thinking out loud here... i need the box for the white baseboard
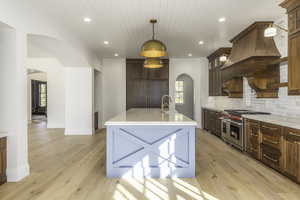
[64,129,93,135]
[6,163,30,182]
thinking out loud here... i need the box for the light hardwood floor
[0,120,300,200]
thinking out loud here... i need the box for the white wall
[0,1,99,67]
[0,27,29,182]
[169,58,209,128]
[26,58,65,128]
[28,72,47,81]
[102,59,126,126]
[0,2,100,183]
[65,67,93,135]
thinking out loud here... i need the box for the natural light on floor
[112,177,219,200]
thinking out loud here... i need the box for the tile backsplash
[207,16,300,118]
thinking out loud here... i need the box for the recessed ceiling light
[104,41,109,45]
[83,17,92,23]
[188,53,192,57]
[219,17,226,22]
[198,41,204,45]
[114,53,119,57]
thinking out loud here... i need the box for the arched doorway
[175,74,194,119]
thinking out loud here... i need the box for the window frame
[39,83,47,108]
[175,80,184,104]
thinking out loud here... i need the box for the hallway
[0,121,300,200]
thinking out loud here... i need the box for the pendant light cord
[152,22,155,40]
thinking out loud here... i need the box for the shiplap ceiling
[30,0,285,58]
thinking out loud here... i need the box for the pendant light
[264,23,288,37]
[144,58,163,69]
[140,19,167,58]
[219,55,227,62]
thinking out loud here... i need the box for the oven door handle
[229,121,243,126]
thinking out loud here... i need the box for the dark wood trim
[270,82,288,88]
[207,47,232,61]
[229,21,273,43]
[268,57,288,66]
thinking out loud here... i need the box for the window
[175,81,184,104]
[39,83,47,107]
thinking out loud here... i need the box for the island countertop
[105,108,197,126]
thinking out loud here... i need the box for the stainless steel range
[221,109,270,151]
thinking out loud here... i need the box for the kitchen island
[105,108,197,178]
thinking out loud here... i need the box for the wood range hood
[221,22,282,98]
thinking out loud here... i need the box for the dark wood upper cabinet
[280,0,300,95]
[207,48,231,96]
[126,59,169,110]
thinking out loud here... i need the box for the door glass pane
[39,83,47,107]
[175,81,184,104]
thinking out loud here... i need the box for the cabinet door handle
[263,154,278,163]
[288,132,300,137]
[263,139,279,145]
[262,125,278,131]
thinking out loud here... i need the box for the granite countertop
[105,108,198,126]
[242,114,300,130]
[0,132,8,139]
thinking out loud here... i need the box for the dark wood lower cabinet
[94,112,99,130]
[261,144,281,171]
[245,119,300,184]
[215,112,222,137]
[202,108,221,137]
[245,120,261,160]
[0,137,7,185]
[283,128,300,182]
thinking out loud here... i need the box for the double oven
[221,110,270,151]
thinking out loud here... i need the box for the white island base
[105,109,197,178]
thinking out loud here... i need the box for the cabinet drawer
[261,122,282,149]
[261,144,281,171]
[247,119,260,127]
[250,139,260,160]
[285,128,300,141]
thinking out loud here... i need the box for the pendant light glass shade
[219,55,227,62]
[144,58,163,69]
[264,26,277,37]
[264,24,288,38]
[140,19,167,58]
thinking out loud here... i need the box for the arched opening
[175,74,194,120]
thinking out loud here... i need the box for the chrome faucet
[161,95,173,112]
